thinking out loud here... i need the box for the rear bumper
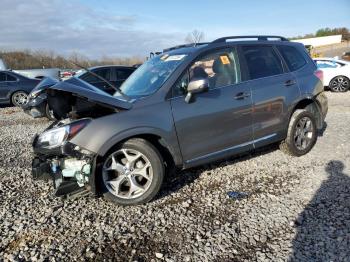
[315,91,328,121]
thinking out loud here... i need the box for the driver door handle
[234,92,250,100]
[284,79,296,86]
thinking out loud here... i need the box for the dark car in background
[0,70,41,107]
[23,65,136,119]
[31,35,328,206]
[76,65,135,94]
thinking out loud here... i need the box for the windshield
[115,54,186,97]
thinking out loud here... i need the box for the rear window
[117,69,134,80]
[6,74,17,81]
[242,45,284,80]
[277,45,306,71]
[82,68,111,82]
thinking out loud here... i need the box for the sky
[0,0,349,59]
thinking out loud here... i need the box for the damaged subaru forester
[32,36,328,205]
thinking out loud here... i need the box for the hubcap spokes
[102,149,153,199]
[294,117,313,150]
[14,93,28,106]
[331,77,349,92]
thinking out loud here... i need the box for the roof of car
[88,65,136,70]
[163,35,302,56]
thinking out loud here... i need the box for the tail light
[314,70,323,83]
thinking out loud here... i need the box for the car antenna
[69,61,129,100]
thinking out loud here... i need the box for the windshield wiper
[69,61,129,100]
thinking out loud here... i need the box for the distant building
[292,35,342,47]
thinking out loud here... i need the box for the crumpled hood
[46,77,132,110]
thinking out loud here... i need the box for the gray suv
[32,36,328,205]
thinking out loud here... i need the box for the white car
[313,57,350,92]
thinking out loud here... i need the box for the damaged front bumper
[32,136,97,197]
[22,93,47,118]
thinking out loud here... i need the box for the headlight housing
[30,89,43,98]
[37,119,90,149]
[38,126,69,149]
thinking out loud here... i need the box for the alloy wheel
[12,92,28,106]
[102,148,153,199]
[294,116,314,150]
[330,76,349,92]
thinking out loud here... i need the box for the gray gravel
[0,92,349,261]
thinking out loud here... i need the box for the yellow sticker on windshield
[220,55,230,65]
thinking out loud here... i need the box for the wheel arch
[91,131,182,196]
[289,96,323,130]
[97,128,183,169]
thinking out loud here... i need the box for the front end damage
[32,119,97,197]
[30,80,133,198]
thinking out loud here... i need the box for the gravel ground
[0,92,349,261]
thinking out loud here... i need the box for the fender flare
[97,126,183,166]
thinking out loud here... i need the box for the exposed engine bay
[47,89,119,120]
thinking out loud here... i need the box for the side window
[6,74,17,81]
[315,60,338,69]
[0,72,6,82]
[242,45,284,80]
[82,68,110,82]
[277,45,307,71]
[117,69,133,80]
[173,48,241,96]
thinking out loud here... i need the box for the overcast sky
[1,0,349,59]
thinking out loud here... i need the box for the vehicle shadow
[158,143,279,200]
[290,160,350,261]
[0,104,12,108]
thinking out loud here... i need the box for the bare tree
[185,30,205,44]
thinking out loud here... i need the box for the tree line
[289,27,350,40]
[0,49,144,70]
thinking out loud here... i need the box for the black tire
[99,138,164,205]
[11,91,29,107]
[329,76,350,92]
[280,109,317,156]
[45,103,56,121]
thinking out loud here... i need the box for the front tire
[99,138,164,205]
[280,109,317,156]
[45,103,56,121]
[11,91,29,107]
[329,76,349,92]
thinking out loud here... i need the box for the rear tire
[11,91,29,107]
[280,109,317,156]
[99,138,164,206]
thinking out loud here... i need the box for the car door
[240,45,300,147]
[170,47,253,166]
[0,72,10,102]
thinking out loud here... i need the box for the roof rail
[163,42,209,52]
[212,35,289,43]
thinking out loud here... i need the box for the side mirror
[185,78,209,103]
